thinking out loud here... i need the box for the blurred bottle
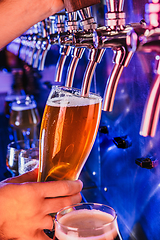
[4,68,26,118]
[9,95,40,143]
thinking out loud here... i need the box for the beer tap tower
[65,12,85,87]
[127,0,160,137]
[93,0,135,111]
[32,21,49,69]
[62,1,105,91]
[5,0,160,239]
[53,12,72,83]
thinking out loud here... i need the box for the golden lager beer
[38,86,102,182]
[9,96,40,141]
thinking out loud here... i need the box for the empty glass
[18,147,39,175]
[6,139,39,176]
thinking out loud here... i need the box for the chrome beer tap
[63,0,102,92]
[93,0,134,111]
[140,58,160,137]
[32,20,50,70]
[26,24,39,66]
[137,0,160,137]
[127,0,160,137]
[32,21,45,69]
[81,47,105,96]
[19,29,31,62]
[24,27,34,64]
[53,12,72,83]
[47,15,58,45]
[37,19,51,71]
[77,7,106,96]
[65,11,85,87]
[65,46,85,87]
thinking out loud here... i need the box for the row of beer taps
[7,0,160,137]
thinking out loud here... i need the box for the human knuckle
[62,181,71,194]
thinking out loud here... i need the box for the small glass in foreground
[54,203,122,240]
[19,147,39,175]
[6,139,39,176]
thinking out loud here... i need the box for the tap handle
[64,0,100,13]
[105,0,125,29]
[145,0,160,28]
[105,0,124,12]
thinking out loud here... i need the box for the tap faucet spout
[32,21,46,69]
[38,40,51,71]
[54,45,71,82]
[65,47,85,87]
[103,47,133,111]
[26,25,38,66]
[140,59,160,137]
[81,48,105,97]
[103,62,124,111]
[37,19,51,71]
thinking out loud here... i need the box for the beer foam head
[11,101,37,111]
[47,94,102,107]
[55,209,118,240]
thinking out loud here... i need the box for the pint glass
[54,202,123,240]
[9,95,40,142]
[38,86,102,182]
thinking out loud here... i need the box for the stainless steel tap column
[63,0,101,92]
[37,19,51,71]
[127,0,160,136]
[139,0,160,137]
[93,0,134,111]
[54,13,72,83]
[65,47,85,87]
[81,48,105,96]
[65,11,85,87]
[32,21,49,69]
[140,59,160,137]
[78,6,105,97]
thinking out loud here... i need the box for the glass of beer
[54,202,122,240]
[9,95,40,142]
[38,86,102,182]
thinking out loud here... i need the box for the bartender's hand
[0,169,83,240]
[0,0,65,49]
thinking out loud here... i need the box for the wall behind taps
[38,1,160,238]
[81,0,160,239]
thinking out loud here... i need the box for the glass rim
[7,139,40,149]
[51,85,102,100]
[55,202,117,231]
